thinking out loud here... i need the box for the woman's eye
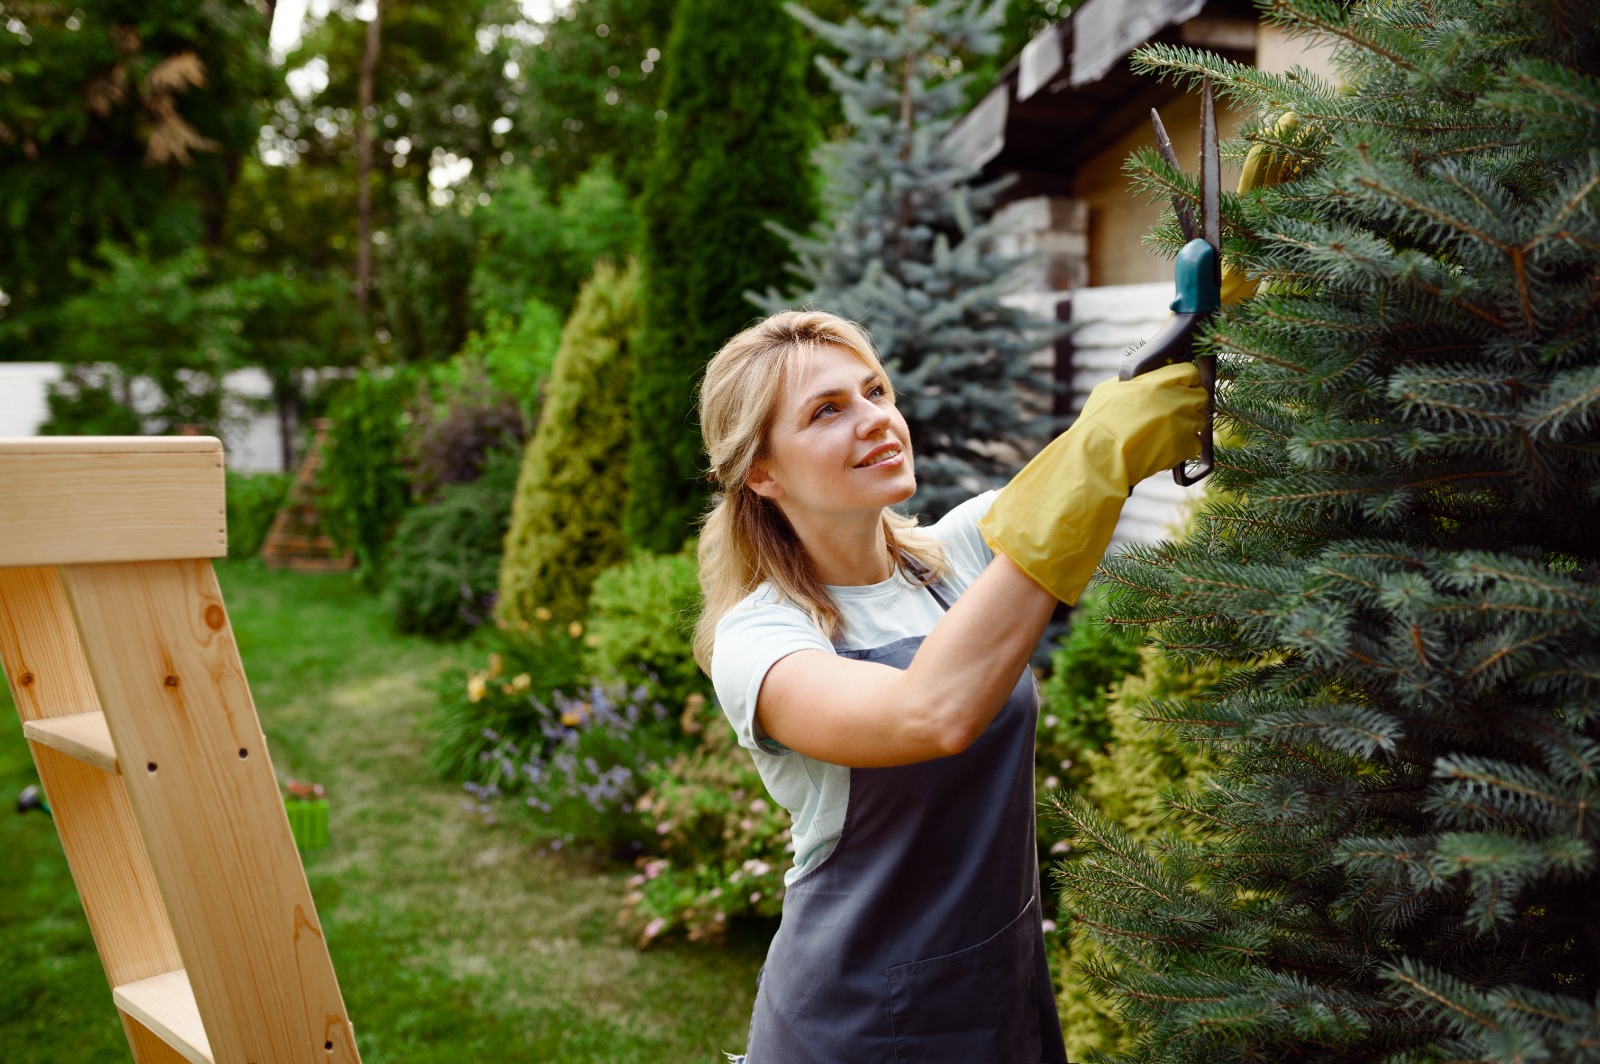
[811,403,837,421]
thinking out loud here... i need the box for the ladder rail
[1,436,363,1064]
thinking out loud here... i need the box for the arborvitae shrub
[625,0,816,553]
[1053,1,1600,1059]
[498,260,639,628]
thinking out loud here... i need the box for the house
[948,0,1337,543]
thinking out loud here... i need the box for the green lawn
[0,559,766,1062]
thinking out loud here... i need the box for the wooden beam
[0,566,183,993]
[0,437,226,568]
[62,558,360,1063]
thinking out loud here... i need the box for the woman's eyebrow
[799,373,881,408]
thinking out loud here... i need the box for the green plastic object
[286,798,330,851]
[1168,238,1221,314]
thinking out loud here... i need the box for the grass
[0,559,767,1062]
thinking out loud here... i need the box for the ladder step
[22,712,120,774]
[114,969,214,1064]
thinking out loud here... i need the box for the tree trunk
[355,0,383,327]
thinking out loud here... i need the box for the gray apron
[740,578,1068,1064]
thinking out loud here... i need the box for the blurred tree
[0,0,278,358]
[266,0,518,349]
[469,158,638,321]
[40,245,245,434]
[755,0,1060,517]
[624,0,818,553]
[503,0,678,197]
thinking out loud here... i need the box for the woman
[696,310,1205,1063]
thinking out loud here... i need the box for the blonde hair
[693,309,946,673]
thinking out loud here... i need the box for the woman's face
[747,343,916,520]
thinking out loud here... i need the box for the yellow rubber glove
[978,362,1207,604]
[1220,112,1300,306]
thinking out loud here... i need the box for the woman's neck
[782,507,894,586]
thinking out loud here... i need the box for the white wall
[0,363,293,473]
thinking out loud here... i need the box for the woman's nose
[856,397,891,436]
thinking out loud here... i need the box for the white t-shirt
[709,492,998,885]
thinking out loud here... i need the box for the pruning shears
[1119,76,1221,486]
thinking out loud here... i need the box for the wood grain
[24,711,119,773]
[0,437,226,567]
[62,558,360,1064]
[115,969,215,1064]
[0,566,183,991]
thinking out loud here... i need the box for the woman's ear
[746,462,783,501]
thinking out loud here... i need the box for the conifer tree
[625,0,816,553]
[756,0,1060,517]
[1051,0,1600,1060]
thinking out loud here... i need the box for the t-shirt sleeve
[711,595,835,756]
[929,489,998,584]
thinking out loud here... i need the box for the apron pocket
[884,896,1041,1064]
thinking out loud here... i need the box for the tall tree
[355,0,383,323]
[0,1,276,358]
[1054,0,1600,1059]
[624,0,817,553]
[756,0,1060,517]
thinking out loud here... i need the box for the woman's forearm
[900,552,1059,754]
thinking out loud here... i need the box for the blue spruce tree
[756,0,1062,517]
[1051,0,1600,1059]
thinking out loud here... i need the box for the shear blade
[1200,76,1220,259]
[1149,108,1198,243]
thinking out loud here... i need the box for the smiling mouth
[856,446,903,468]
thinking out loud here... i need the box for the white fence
[0,364,294,474]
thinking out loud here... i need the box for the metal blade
[1150,108,1198,243]
[1200,76,1220,257]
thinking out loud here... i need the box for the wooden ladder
[0,436,362,1064]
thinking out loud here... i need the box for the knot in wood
[164,674,180,688]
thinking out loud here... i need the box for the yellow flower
[560,710,584,727]
[585,633,602,648]
[512,673,531,692]
[568,620,584,638]
[534,607,553,622]
[467,675,486,703]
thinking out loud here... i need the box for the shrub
[581,542,708,714]
[383,447,521,641]
[498,259,639,627]
[617,695,792,947]
[224,469,292,559]
[427,612,589,784]
[1048,645,1224,1061]
[466,679,684,858]
[1035,585,1143,792]
[37,363,146,436]
[317,370,415,588]
[400,354,529,504]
